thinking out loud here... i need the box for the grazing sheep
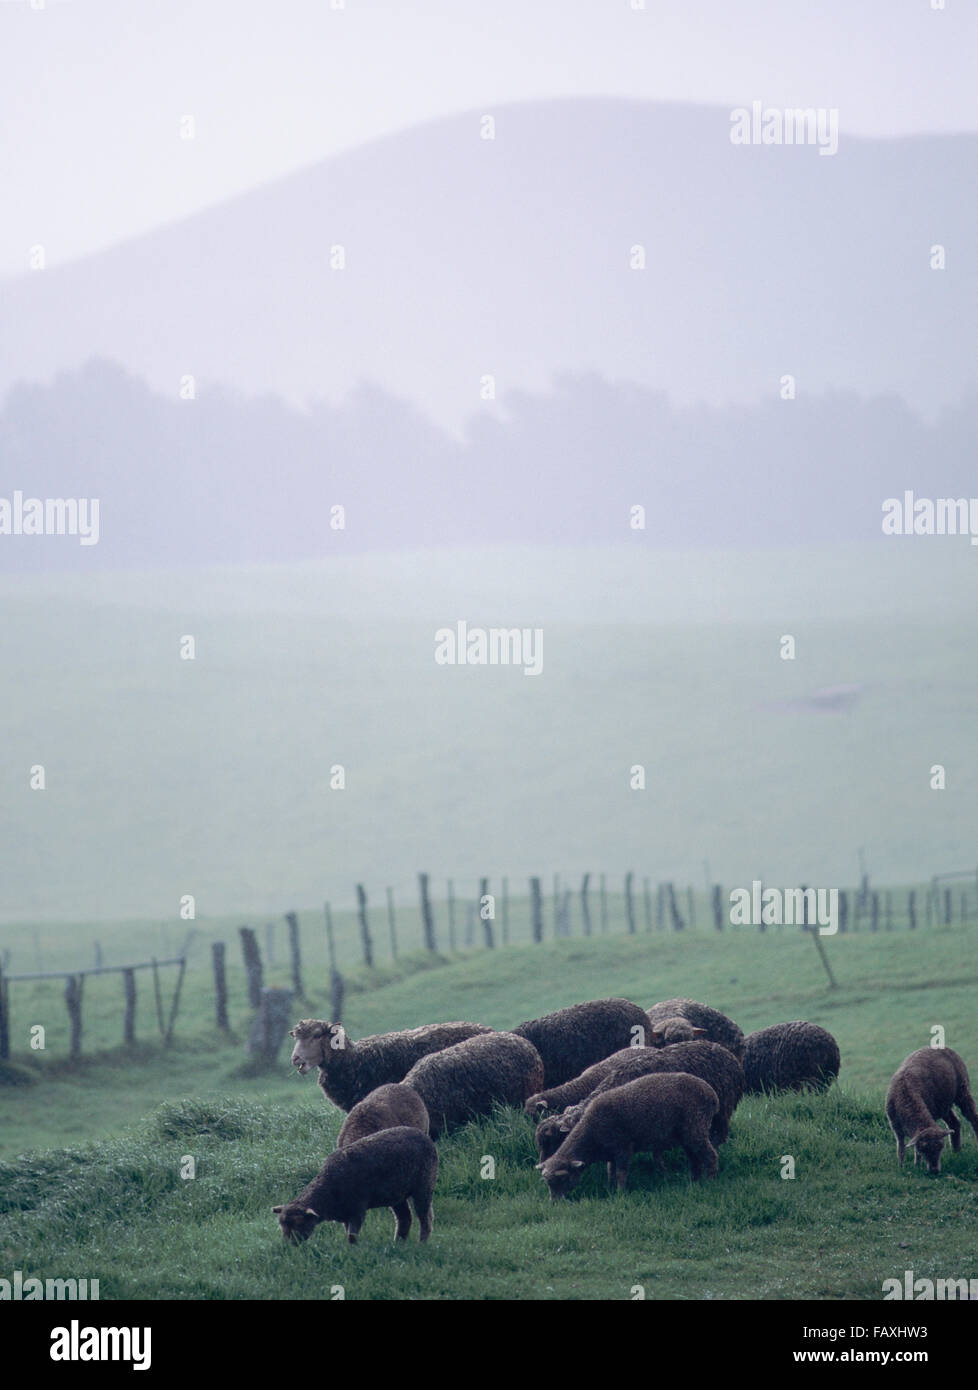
[289,1019,493,1111]
[532,1040,744,1159]
[885,1047,978,1176]
[537,1072,719,1197]
[336,1083,430,1148]
[647,998,745,1060]
[402,1032,544,1139]
[272,1127,437,1244]
[742,1021,841,1094]
[512,998,650,1088]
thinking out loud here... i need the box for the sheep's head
[536,1155,586,1200]
[909,1125,952,1175]
[535,1115,571,1161]
[289,1020,347,1075]
[649,1018,708,1047]
[524,1095,550,1119]
[272,1201,321,1243]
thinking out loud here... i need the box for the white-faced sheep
[742,1021,841,1093]
[512,998,650,1088]
[536,1072,719,1197]
[336,1083,430,1148]
[646,998,745,1060]
[289,1019,493,1111]
[533,1039,744,1159]
[885,1047,978,1175]
[402,1032,544,1139]
[272,1126,437,1244]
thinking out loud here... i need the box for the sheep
[336,1083,430,1148]
[742,1020,841,1094]
[646,998,745,1060]
[289,1018,494,1111]
[532,1040,744,1159]
[272,1126,437,1244]
[885,1047,978,1176]
[512,998,650,1088]
[536,1072,719,1197]
[402,1032,544,1139]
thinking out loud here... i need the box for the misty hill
[1,359,976,571]
[1,99,975,430]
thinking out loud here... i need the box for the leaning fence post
[122,967,136,1045]
[356,886,374,968]
[418,873,436,952]
[239,927,263,1008]
[212,941,230,1032]
[530,877,543,943]
[285,911,303,997]
[668,882,685,931]
[151,957,165,1034]
[164,955,187,1046]
[624,872,636,935]
[386,887,398,960]
[65,974,83,1059]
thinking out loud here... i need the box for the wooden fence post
[530,877,543,943]
[870,892,880,932]
[330,968,345,1023]
[580,873,592,937]
[245,986,294,1066]
[838,889,849,933]
[212,941,230,1032]
[447,879,457,952]
[386,887,398,959]
[122,967,136,1045]
[285,911,303,997]
[624,873,636,935]
[151,957,165,1034]
[600,874,608,933]
[655,882,665,929]
[164,955,187,1045]
[65,974,83,1059]
[944,889,952,926]
[502,876,510,945]
[324,902,337,974]
[355,886,374,968]
[556,889,571,937]
[907,890,916,930]
[418,873,436,952]
[687,886,696,929]
[885,892,893,931]
[239,927,263,1008]
[0,960,9,1060]
[643,877,653,932]
[668,882,685,931]
[93,940,103,969]
[480,878,495,948]
[712,884,724,930]
[553,874,560,936]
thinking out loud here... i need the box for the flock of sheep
[271,995,978,1245]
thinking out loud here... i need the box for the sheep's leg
[413,1193,434,1242]
[612,1149,631,1192]
[688,1140,718,1181]
[391,1201,412,1241]
[945,1110,962,1152]
[889,1117,906,1166]
[955,1086,978,1147]
[345,1206,366,1244]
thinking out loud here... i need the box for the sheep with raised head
[336,1083,430,1148]
[742,1021,840,1093]
[646,998,745,1059]
[512,998,650,1088]
[532,1040,744,1159]
[272,1126,437,1244]
[402,1032,544,1139]
[885,1047,978,1175]
[536,1072,719,1197]
[289,1018,493,1111]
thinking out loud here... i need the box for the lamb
[646,998,745,1060]
[884,1047,978,1175]
[742,1021,841,1093]
[272,1126,438,1244]
[336,1083,430,1148]
[512,998,650,1088]
[289,1018,493,1111]
[402,1032,544,1139]
[536,1072,719,1197]
[532,1040,744,1159]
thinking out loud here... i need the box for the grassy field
[2,914,977,1300]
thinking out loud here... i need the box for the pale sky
[1,0,976,275]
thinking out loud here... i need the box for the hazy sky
[2,0,976,275]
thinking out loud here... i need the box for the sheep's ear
[288,1029,297,1038]
[272,1205,284,1214]
[305,1207,319,1217]
[691,1027,708,1038]
[907,1132,923,1147]
[534,1100,548,1114]
[570,1159,585,1169]
[558,1121,572,1133]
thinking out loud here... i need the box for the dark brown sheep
[537,1072,719,1197]
[336,1083,430,1148]
[272,1127,437,1244]
[512,998,650,1088]
[402,1032,544,1139]
[646,998,745,1059]
[742,1021,841,1093]
[289,1018,493,1111]
[885,1047,978,1175]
